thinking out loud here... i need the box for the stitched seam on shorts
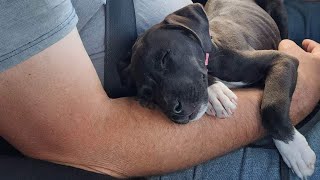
[0,9,76,63]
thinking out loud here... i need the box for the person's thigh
[285,0,320,45]
[149,119,320,180]
[148,146,282,180]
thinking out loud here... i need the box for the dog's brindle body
[206,2,316,177]
[120,0,316,178]
[206,0,295,141]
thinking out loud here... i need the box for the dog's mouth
[168,103,208,124]
[169,113,194,124]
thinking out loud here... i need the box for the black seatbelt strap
[104,0,137,98]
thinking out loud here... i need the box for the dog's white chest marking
[222,81,248,88]
[273,128,316,179]
[215,77,249,88]
[206,81,238,118]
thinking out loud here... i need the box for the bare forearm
[97,84,317,177]
[32,89,264,178]
[98,89,266,177]
[46,83,318,178]
[3,72,316,178]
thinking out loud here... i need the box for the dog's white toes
[207,81,237,118]
[282,155,292,168]
[274,128,316,179]
[231,98,238,105]
[291,162,303,179]
[221,83,238,101]
[206,102,216,116]
[218,109,229,119]
[206,95,229,118]
[206,99,229,118]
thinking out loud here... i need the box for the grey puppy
[119,0,316,178]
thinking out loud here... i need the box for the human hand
[278,39,320,124]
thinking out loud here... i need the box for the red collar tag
[205,53,209,66]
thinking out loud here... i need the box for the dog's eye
[202,74,207,82]
[160,50,170,68]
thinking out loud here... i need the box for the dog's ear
[163,3,212,52]
[117,52,136,93]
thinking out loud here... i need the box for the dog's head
[120,3,213,124]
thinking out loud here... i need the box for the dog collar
[205,53,209,66]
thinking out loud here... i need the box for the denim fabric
[149,117,320,180]
[285,0,320,46]
[0,0,78,72]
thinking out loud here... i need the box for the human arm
[0,29,319,178]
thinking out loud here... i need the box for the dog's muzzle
[169,103,208,124]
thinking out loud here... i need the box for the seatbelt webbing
[104,0,137,98]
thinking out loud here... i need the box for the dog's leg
[255,0,288,39]
[207,49,316,179]
[260,53,315,179]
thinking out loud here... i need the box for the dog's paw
[206,81,238,118]
[274,129,316,180]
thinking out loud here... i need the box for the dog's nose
[173,101,183,114]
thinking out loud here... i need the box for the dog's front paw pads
[206,81,238,118]
[274,130,316,179]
